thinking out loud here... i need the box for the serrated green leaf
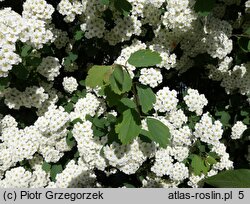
[104,86,123,107]
[120,98,136,108]
[136,84,156,113]
[93,126,106,137]
[194,0,216,16]
[205,156,217,166]
[238,37,250,52]
[241,110,249,116]
[12,65,29,80]
[114,0,132,16]
[71,118,83,125]
[64,102,74,113]
[69,52,78,61]
[128,49,162,67]
[71,96,78,103]
[74,30,84,41]
[86,65,113,88]
[115,109,141,144]
[215,111,231,126]
[191,154,209,176]
[204,169,250,187]
[64,52,78,66]
[93,117,106,129]
[0,77,10,91]
[66,131,76,148]
[243,117,250,125]
[21,44,32,57]
[146,118,170,148]
[42,162,51,173]
[50,164,63,182]
[25,57,42,67]
[109,65,132,95]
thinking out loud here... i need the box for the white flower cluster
[34,105,70,162]
[51,160,97,188]
[57,0,83,22]
[154,87,179,112]
[70,93,104,121]
[72,121,107,171]
[162,0,197,32]
[52,28,69,49]
[184,89,208,115]
[231,121,247,139]
[22,0,55,22]
[37,57,62,81]
[0,117,40,172]
[194,113,223,145]
[139,68,162,88]
[103,139,155,174]
[3,86,49,109]
[151,147,189,182]
[62,76,78,94]
[0,0,248,188]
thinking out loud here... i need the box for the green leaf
[21,44,32,57]
[71,118,83,125]
[74,30,84,41]
[100,0,109,5]
[64,52,78,66]
[79,80,85,86]
[205,155,217,166]
[109,65,132,95]
[245,27,250,35]
[25,57,42,67]
[115,109,141,144]
[86,65,113,88]
[42,162,51,173]
[238,37,250,52]
[104,86,123,107]
[240,110,249,116]
[146,118,171,148]
[191,154,209,176]
[208,152,220,160]
[12,65,29,80]
[107,114,117,124]
[0,77,10,91]
[93,126,106,137]
[68,52,78,61]
[64,102,74,113]
[136,84,156,113]
[194,0,216,16]
[128,49,162,67]
[243,117,250,125]
[66,131,76,148]
[71,96,78,103]
[196,140,206,153]
[215,111,231,127]
[120,98,136,109]
[114,0,132,16]
[50,164,63,182]
[204,169,250,187]
[93,117,106,129]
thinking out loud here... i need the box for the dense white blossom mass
[0,0,249,188]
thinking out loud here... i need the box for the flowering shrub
[0,0,249,188]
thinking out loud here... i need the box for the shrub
[0,0,249,188]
